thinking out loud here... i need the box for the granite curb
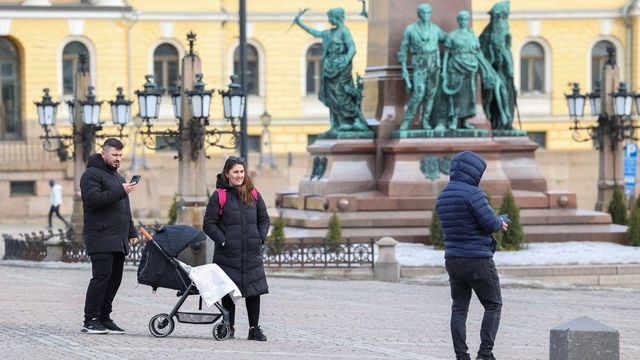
[2,259,640,287]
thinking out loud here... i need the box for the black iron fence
[262,239,375,268]
[3,229,375,268]
[2,228,146,265]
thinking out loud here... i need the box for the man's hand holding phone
[123,175,141,194]
[499,214,510,232]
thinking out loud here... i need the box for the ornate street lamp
[611,82,634,118]
[79,86,102,126]
[36,86,129,161]
[108,87,133,127]
[170,84,182,120]
[565,83,586,122]
[135,74,162,122]
[186,73,213,124]
[258,109,276,170]
[587,81,602,117]
[219,75,246,125]
[35,88,59,127]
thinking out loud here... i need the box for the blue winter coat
[435,151,503,258]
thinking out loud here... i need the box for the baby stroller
[137,224,240,340]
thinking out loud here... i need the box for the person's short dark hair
[102,138,124,150]
[48,179,55,187]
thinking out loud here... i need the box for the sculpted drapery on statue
[479,1,516,130]
[294,7,370,137]
[443,10,507,130]
[397,4,446,131]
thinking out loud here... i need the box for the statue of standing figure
[442,10,508,130]
[294,7,370,136]
[479,1,516,130]
[397,3,446,131]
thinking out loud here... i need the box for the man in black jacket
[80,138,138,334]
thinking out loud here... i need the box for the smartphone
[499,214,511,224]
[130,175,141,184]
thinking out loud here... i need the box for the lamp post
[134,32,244,264]
[258,110,276,170]
[239,0,249,165]
[34,54,132,241]
[566,47,639,210]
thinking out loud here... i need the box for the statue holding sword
[292,7,370,136]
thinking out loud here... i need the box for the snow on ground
[393,242,640,267]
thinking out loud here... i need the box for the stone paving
[0,263,639,360]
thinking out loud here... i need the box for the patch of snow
[390,242,640,267]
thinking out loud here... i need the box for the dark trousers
[84,252,125,323]
[445,257,502,360]
[221,294,260,327]
[48,205,69,228]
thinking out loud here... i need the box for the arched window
[0,37,20,139]
[520,42,545,94]
[591,40,615,90]
[233,44,259,96]
[153,43,179,94]
[62,41,89,96]
[306,43,322,95]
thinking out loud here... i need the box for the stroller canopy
[137,225,207,292]
[152,225,207,257]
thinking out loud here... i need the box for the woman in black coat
[203,156,270,341]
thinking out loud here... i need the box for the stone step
[519,208,611,225]
[524,224,627,244]
[401,264,640,279]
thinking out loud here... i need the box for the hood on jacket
[449,151,486,186]
[86,153,115,172]
[216,173,235,190]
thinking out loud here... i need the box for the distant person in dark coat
[435,151,509,360]
[203,156,270,341]
[80,138,139,334]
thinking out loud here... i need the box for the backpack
[216,188,259,215]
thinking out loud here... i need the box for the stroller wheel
[149,313,175,338]
[213,323,231,341]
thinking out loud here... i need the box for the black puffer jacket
[80,153,136,255]
[203,174,270,297]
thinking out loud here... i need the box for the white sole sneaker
[81,327,108,334]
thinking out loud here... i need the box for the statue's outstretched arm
[294,17,323,38]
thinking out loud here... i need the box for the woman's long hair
[223,156,255,207]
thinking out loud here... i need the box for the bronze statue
[397,3,446,131]
[443,10,508,130]
[294,7,370,136]
[479,1,516,130]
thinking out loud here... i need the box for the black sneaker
[229,325,235,339]
[101,319,125,334]
[81,319,108,334]
[247,326,267,341]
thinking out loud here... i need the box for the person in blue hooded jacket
[435,151,508,360]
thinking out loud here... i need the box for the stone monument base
[275,136,626,244]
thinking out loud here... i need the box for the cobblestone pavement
[0,264,639,360]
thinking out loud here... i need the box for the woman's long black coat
[203,175,270,297]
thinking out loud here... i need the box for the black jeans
[84,252,125,323]
[221,294,260,327]
[445,257,502,360]
[48,205,69,228]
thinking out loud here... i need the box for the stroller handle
[139,225,154,242]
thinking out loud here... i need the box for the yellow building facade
[0,0,637,218]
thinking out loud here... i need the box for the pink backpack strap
[251,188,258,201]
[216,188,227,216]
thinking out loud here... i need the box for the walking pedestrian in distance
[47,179,69,229]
